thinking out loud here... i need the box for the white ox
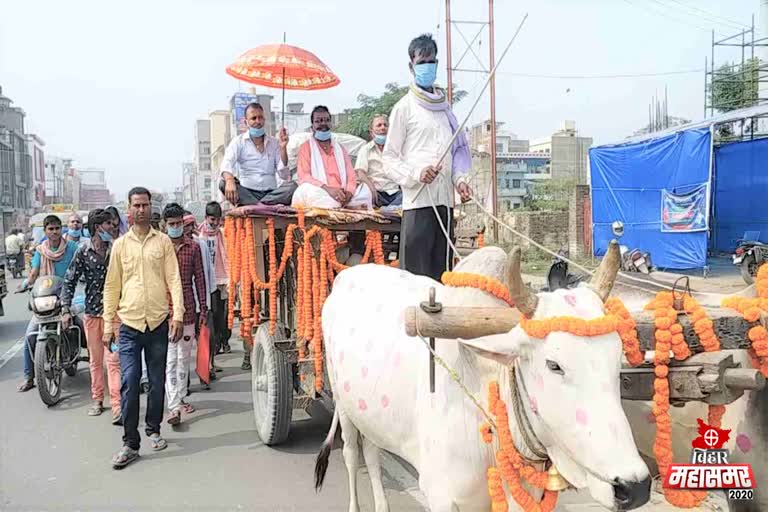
[315,246,651,512]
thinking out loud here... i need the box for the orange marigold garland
[441,272,515,307]
[520,316,618,340]
[225,217,237,329]
[311,256,323,392]
[605,297,644,366]
[683,295,719,353]
[486,381,557,512]
[267,218,278,335]
[487,467,508,512]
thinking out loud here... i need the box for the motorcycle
[24,276,87,406]
[733,239,768,285]
[611,221,652,274]
[544,249,587,292]
[7,254,22,279]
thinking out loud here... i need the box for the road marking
[0,337,24,371]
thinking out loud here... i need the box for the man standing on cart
[383,34,472,281]
[219,102,294,206]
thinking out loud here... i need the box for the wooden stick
[405,305,755,351]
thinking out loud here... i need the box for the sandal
[181,402,195,414]
[112,411,123,426]
[241,358,251,371]
[167,411,181,426]
[222,343,231,354]
[17,379,34,392]
[88,401,104,416]
[148,433,168,451]
[112,445,139,469]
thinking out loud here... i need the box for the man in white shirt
[383,34,472,281]
[220,102,296,206]
[355,114,402,207]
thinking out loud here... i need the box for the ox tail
[314,408,339,492]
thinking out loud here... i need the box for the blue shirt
[31,240,80,278]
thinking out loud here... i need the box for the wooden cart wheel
[252,323,293,445]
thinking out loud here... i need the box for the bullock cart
[224,205,403,446]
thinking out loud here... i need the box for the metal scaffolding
[445,0,498,239]
[704,15,768,118]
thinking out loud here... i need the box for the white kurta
[382,92,466,211]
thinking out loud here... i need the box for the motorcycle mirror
[611,220,624,238]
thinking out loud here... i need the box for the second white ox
[316,245,651,512]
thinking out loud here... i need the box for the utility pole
[444,0,498,240]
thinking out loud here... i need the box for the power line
[663,0,750,31]
[621,0,727,36]
[500,69,704,80]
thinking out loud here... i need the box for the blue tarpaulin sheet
[712,137,768,253]
[590,128,711,269]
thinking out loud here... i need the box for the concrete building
[529,120,592,184]
[26,134,45,209]
[45,156,73,204]
[0,86,32,230]
[277,102,311,134]
[470,120,529,154]
[182,161,197,204]
[497,153,551,211]
[194,119,212,203]
[209,109,231,201]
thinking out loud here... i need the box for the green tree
[336,82,468,139]
[711,57,759,113]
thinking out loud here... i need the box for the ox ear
[458,332,527,365]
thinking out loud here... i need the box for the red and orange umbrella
[226,42,340,126]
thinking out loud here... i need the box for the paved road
[0,276,723,512]
[0,280,425,511]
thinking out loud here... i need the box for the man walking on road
[164,204,207,425]
[61,209,122,423]
[103,187,184,468]
[17,215,80,392]
[197,202,231,369]
[383,34,473,281]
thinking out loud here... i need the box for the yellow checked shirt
[103,227,184,336]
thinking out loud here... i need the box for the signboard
[232,92,260,135]
[661,184,708,233]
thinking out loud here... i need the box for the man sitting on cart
[355,114,402,208]
[291,105,372,210]
[220,102,295,207]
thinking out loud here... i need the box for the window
[505,179,510,188]
[512,179,521,188]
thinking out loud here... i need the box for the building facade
[0,86,32,230]
[182,161,197,205]
[26,134,45,209]
[209,109,231,202]
[194,119,212,203]
[470,120,529,154]
[529,121,593,184]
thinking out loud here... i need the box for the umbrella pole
[281,32,286,130]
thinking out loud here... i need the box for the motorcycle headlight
[33,296,58,314]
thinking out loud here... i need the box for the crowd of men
[13,32,471,469]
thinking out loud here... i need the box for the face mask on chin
[68,229,82,238]
[373,134,386,146]
[249,126,265,138]
[314,129,332,142]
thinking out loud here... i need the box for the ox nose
[612,476,651,511]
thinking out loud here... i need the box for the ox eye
[546,359,564,376]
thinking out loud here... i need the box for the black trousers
[400,206,454,282]
[218,178,297,206]
[210,289,231,357]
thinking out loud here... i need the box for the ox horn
[507,247,538,317]
[589,239,621,302]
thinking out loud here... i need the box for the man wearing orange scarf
[17,215,80,392]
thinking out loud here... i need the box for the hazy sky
[0,0,761,197]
